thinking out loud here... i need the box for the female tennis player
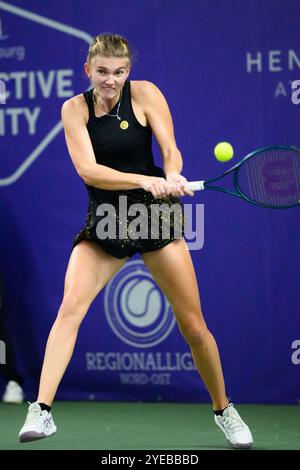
[19,33,253,449]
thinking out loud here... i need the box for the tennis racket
[186,145,300,209]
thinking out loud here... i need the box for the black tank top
[73,82,183,255]
[83,80,164,177]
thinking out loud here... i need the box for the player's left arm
[141,81,181,175]
[139,81,192,195]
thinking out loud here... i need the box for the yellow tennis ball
[214,142,234,162]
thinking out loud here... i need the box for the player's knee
[181,325,209,347]
[57,293,88,325]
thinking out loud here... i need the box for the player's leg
[142,239,253,448]
[19,241,128,442]
[37,241,128,405]
[142,238,228,410]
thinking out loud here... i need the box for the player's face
[85,55,130,100]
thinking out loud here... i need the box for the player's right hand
[140,176,172,199]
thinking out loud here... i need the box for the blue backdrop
[0,0,299,404]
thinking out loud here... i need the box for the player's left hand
[166,172,194,197]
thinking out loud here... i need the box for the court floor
[0,402,299,450]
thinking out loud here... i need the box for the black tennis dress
[72,80,184,259]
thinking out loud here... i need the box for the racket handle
[186,181,205,191]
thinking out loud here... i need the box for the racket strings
[237,148,300,207]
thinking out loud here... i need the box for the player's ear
[84,62,90,78]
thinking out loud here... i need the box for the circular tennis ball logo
[104,260,176,347]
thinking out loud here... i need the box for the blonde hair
[87,33,132,65]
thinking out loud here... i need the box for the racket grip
[186,181,205,191]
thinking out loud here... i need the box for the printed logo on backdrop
[104,260,176,348]
[291,339,300,365]
[0,16,9,41]
[246,49,300,100]
[0,1,93,186]
[0,79,5,104]
[291,80,300,105]
[0,339,6,364]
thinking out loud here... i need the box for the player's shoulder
[130,80,163,103]
[61,93,88,122]
[61,93,86,113]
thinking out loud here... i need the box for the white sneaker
[214,403,253,449]
[19,402,57,442]
[2,381,24,404]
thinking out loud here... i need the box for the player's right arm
[61,95,169,196]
